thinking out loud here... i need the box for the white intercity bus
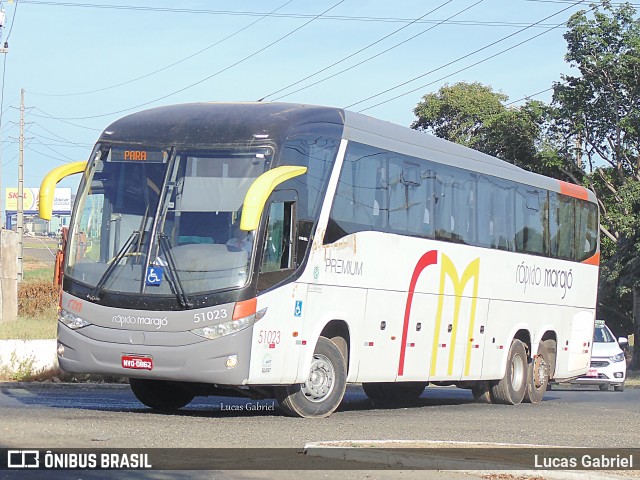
[39,103,599,417]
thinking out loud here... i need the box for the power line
[29,0,295,97]
[267,0,484,102]
[17,1,576,27]
[29,107,104,130]
[5,0,18,41]
[25,144,74,164]
[30,122,92,146]
[0,55,7,129]
[346,1,586,112]
[505,87,554,106]
[1,137,33,168]
[524,0,639,7]
[0,0,17,129]
[357,27,567,113]
[47,0,347,121]
[30,136,76,161]
[259,0,456,101]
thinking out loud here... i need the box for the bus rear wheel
[275,336,347,418]
[471,381,493,403]
[362,382,426,401]
[490,339,527,405]
[523,342,551,403]
[129,378,194,411]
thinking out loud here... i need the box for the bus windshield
[66,144,272,298]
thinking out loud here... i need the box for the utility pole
[17,88,24,282]
[0,7,9,229]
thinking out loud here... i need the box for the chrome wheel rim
[511,353,526,390]
[301,354,335,402]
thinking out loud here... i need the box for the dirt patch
[18,281,59,316]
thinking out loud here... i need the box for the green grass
[0,258,58,340]
[0,311,58,340]
[23,265,55,282]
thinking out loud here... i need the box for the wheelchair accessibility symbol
[146,266,164,286]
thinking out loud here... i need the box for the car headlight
[59,309,91,330]
[191,308,266,340]
[610,352,625,363]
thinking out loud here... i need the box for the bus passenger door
[249,192,304,385]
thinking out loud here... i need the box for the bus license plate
[122,355,153,370]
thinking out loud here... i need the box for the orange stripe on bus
[233,298,257,320]
[559,181,589,200]
[582,252,600,266]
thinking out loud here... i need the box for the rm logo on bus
[398,250,480,377]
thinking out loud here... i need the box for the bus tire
[490,339,527,405]
[523,342,550,404]
[362,382,426,401]
[471,381,493,403]
[275,336,347,418]
[129,378,194,411]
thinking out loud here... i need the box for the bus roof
[99,102,345,147]
[99,102,596,204]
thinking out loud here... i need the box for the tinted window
[325,143,386,243]
[576,200,598,261]
[515,186,547,255]
[324,142,598,263]
[388,159,428,236]
[477,176,515,251]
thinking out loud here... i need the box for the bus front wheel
[275,336,347,418]
[129,378,194,411]
[490,339,527,405]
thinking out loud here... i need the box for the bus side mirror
[240,166,306,231]
[39,161,87,220]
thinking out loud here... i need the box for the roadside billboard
[5,187,72,214]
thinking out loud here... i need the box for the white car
[571,320,628,392]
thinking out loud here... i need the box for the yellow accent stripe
[430,253,480,377]
[430,259,448,377]
[240,166,307,230]
[39,161,87,220]
[462,259,480,377]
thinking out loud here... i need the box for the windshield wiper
[88,231,140,301]
[157,234,192,309]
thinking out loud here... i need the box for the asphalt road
[0,383,638,449]
[1,383,638,480]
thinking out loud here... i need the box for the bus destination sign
[108,147,167,163]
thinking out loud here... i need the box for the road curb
[0,339,57,373]
[303,441,636,480]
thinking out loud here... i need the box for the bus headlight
[59,309,91,330]
[191,308,266,340]
[610,352,625,363]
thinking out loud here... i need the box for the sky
[0,0,619,224]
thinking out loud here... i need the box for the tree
[551,0,640,363]
[412,82,572,179]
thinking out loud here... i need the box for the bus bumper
[57,322,252,385]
